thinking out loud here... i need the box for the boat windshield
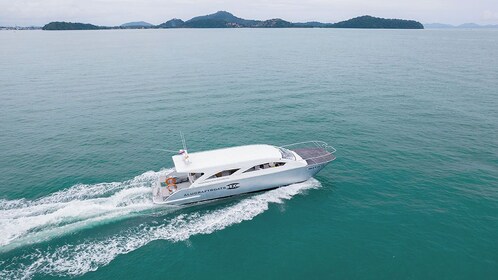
[278,147,295,160]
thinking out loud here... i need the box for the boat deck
[293,147,335,165]
[153,179,191,203]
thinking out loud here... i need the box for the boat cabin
[163,144,301,190]
[153,140,335,204]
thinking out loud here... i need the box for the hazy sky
[1,0,498,26]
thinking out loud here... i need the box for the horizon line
[1,10,498,28]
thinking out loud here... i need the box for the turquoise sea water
[0,29,497,279]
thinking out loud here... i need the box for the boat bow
[280,141,336,165]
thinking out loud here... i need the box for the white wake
[0,172,321,279]
[0,169,171,252]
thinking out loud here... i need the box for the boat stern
[152,171,193,205]
[152,176,170,204]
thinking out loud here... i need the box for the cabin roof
[172,144,282,173]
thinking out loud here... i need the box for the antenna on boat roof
[152,148,182,153]
[180,131,187,152]
[180,131,190,164]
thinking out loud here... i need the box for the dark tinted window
[207,169,239,179]
[243,162,286,173]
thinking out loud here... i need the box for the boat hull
[153,162,328,205]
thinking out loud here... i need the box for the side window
[207,169,239,179]
[244,162,286,173]
[189,173,204,182]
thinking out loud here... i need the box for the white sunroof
[172,144,282,173]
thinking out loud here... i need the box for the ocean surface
[0,28,497,279]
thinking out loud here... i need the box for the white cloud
[482,10,498,22]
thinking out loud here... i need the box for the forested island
[42,11,424,30]
[42,22,101,30]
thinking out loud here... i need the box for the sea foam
[0,171,320,279]
[0,170,170,251]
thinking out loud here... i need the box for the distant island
[43,22,101,30]
[120,21,153,28]
[42,11,424,30]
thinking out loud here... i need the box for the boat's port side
[161,164,312,205]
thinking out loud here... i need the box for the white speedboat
[152,141,336,205]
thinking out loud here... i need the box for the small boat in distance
[152,140,336,205]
